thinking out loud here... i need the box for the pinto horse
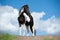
[18,5,36,36]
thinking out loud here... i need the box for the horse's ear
[26,5,29,8]
[26,5,29,9]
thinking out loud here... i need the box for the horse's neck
[23,13,30,22]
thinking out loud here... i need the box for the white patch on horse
[23,13,30,22]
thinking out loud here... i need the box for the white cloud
[31,12,60,35]
[45,16,60,34]
[0,5,60,35]
[31,12,45,19]
[31,12,46,29]
[0,5,19,34]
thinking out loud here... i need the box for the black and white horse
[18,5,36,36]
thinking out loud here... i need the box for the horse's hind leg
[30,25,36,36]
[32,26,36,36]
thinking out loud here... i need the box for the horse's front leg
[26,26,29,36]
[19,24,23,36]
[19,24,26,36]
[19,27,22,36]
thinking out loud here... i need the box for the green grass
[44,38,49,40]
[0,33,17,40]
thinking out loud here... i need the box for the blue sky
[0,0,60,36]
[0,0,60,20]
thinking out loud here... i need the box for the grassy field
[0,33,17,40]
[18,36,60,40]
[0,34,60,40]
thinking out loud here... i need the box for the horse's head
[19,5,30,16]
